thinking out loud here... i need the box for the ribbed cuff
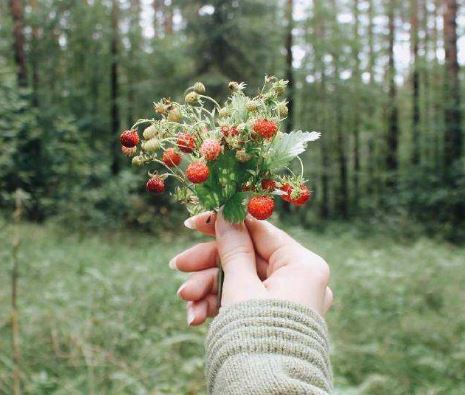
[206,299,332,394]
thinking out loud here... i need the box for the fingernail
[168,257,178,270]
[184,217,195,229]
[177,282,187,296]
[187,303,195,326]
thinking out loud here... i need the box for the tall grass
[0,222,464,394]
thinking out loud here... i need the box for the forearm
[206,299,332,395]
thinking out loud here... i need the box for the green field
[1,222,464,395]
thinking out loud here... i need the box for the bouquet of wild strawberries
[119,76,320,223]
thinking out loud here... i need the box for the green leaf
[265,130,321,170]
[222,192,249,223]
[195,184,221,210]
[216,151,240,200]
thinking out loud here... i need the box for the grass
[0,221,464,395]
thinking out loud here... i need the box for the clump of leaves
[120,76,320,223]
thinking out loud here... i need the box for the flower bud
[185,91,199,104]
[228,81,240,91]
[154,101,167,115]
[193,82,206,94]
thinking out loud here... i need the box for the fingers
[177,268,218,302]
[184,212,216,236]
[215,211,265,306]
[186,295,218,326]
[170,241,217,272]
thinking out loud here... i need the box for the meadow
[1,221,464,395]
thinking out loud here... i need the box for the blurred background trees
[1,0,464,238]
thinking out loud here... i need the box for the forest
[1,0,463,237]
[1,1,465,394]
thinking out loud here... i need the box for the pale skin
[169,211,333,326]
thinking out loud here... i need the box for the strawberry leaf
[222,192,249,223]
[265,130,321,170]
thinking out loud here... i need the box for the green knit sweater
[206,299,332,395]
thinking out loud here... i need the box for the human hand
[169,211,332,326]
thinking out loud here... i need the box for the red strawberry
[253,119,278,139]
[200,139,222,161]
[280,183,293,202]
[186,161,209,184]
[280,183,312,206]
[292,184,312,206]
[177,132,196,153]
[162,148,182,167]
[261,179,276,192]
[120,129,139,148]
[146,176,165,193]
[221,126,239,137]
[247,195,275,220]
[121,145,137,157]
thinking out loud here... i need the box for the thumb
[215,211,264,306]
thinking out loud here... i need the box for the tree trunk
[163,0,173,35]
[386,1,399,185]
[443,0,462,172]
[111,0,121,175]
[285,0,294,134]
[352,0,361,208]
[411,0,421,165]
[9,0,27,87]
[366,0,376,195]
[30,0,40,106]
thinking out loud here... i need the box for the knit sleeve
[205,299,332,395]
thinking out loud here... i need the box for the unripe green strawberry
[167,108,182,122]
[141,138,160,153]
[247,195,274,220]
[193,82,206,94]
[143,124,157,140]
[219,107,230,118]
[185,91,199,104]
[246,99,260,112]
[277,102,288,117]
[228,81,240,91]
[132,155,145,166]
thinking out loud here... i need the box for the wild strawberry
[193,81,206,94]
[280,183,293,202]
[143,125,157,140]
[146,176,165,193]
[280,183,312,205]
[120,129,139,148]
[162,148,182,167]
[200,139,222,161]
[141,138,160,153]
[177,132,196,153]
[253,119,278,139]
[247,195,275,220]
[292,184,312,206]
[261,179,276,192]
[121,145,137,157]
[221,126,239,137]
[186,161,209,184]
[185,91,199,104]
[167,108,182,122]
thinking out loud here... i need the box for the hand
[169,211,333,326]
